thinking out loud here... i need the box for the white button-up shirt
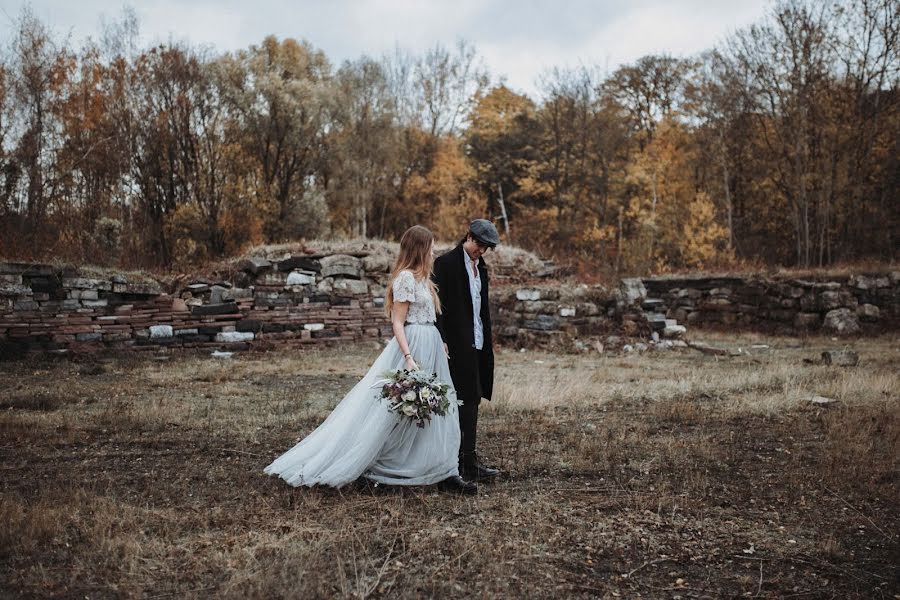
[463,250,484,350]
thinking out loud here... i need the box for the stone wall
[0,255,391,357]
[4,259,898,357]
[492,284,619,349]
[641,272,900,335]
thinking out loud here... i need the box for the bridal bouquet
[375,369,457,428]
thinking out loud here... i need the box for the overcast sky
[0,0,773,96]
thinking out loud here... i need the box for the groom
[434,219,501,482]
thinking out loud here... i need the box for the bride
[264,225,477,495]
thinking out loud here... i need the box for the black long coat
[433,244,494,401]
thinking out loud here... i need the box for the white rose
[419,387,432,401]
[401,390,416,403]
[401,403,417,416]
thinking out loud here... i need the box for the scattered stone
[303,323,325,331]
[651,331,660,343]
[634,342,648,352]
[516,288,541,301]
[823,308,860,336]
[821,349,859,366]
[622,344,634,353]
[211,351,233,358]
[559,306,576,317]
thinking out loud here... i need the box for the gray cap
[469,219,500,248]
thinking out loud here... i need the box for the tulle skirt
[264,323,461,487]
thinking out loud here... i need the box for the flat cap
[469,219,500,248]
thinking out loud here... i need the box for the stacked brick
[0,254,391,357]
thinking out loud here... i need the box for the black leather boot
[460,454,500,481]
[437,475,477,495]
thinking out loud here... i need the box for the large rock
[857,303,880,322]
[644,312,667,331]
[209,285,230,304]
[332,278,369,295]
[215,331,254,343]
[236,257,272,274]
[286,271,316,286]
[662,324,686,339]
[793,312,820,329]
[850,274,890,290]
[822,308,860,335]
[618,278,647,307]
[523,314,561,331]
[516,288,541,301]
[320,254,363,279]
[149,325,173,339]
[0,283,32,297]
[821,350,859,366]
[277,256,321,273]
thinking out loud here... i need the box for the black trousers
[458,348,488,467]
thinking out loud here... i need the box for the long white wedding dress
[264,270,461,487]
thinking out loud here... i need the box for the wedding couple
[264,220,502,495]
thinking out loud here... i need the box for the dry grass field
[1,333,898,599]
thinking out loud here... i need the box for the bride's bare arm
[391,301,419,370]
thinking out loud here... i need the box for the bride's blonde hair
[385,225,442,318]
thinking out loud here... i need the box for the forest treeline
[0,0,897,274]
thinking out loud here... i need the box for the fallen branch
[824,485,895,542]
[686,341,739,357]
[217,447,265,457]
[624,557,675,578]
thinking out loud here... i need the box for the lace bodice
[391,270,436,323]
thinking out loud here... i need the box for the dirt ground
[1,333,898,598]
